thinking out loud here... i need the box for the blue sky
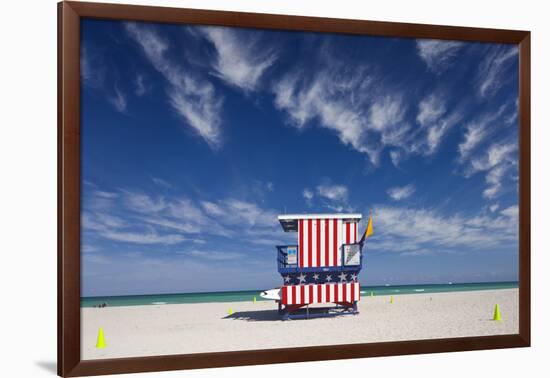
[80,19,519,297]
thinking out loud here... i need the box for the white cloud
[501,205,518,218]
[93,190,119,199]
[201,200,226,217]
[108,84,127,113]
[389,150,404,167]
[129,194,279,237]
[470,142,516,172]
[387,184,415,201]
[135,73,147,96]
[80,46,105,88]
[82,254,111,265]
[223,199,279,228]
[81,46,128,113]
[123,191,167,213]
[273,65,404,165]
[184,249,244,261]
[489,203,499,213]
[100,229,186,245]
[416,40,464,73]
[414,94,461,155]
[274,71,368,142]
[458,103,512,160]
[82,245,99,253]
[467,142,517,199]
[299,183,351,211]
[94,213,126,228]
[416,94,446,126]
[82,209,187,245]
[457,100,519,200]
[478,45,518,98]
[369,96,406,131]
[151,177,172,188]
[125,22,223,148]
[459,122,487,159]
[142,216,202,234]
[302,188,314,200]
[83,185,286,249]
[483,164,508,199]
[273,51,463,166]
[316,184,348,202]
[369,204,518,255]
[198,26,276,91]
[168,199,214,228]
[82,188,120,213]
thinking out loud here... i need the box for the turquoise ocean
[81,281,518,308]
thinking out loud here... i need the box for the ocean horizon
[81,281,518,308]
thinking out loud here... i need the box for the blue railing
[277,245,299,270]
[276,243,363,274]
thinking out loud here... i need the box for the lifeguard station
[274,213,372,320]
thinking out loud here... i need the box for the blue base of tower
[278,301,359,320]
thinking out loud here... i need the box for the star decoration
[339,272,347,282]
[312,273,320,281]
[325,274,332,282]
[350,273,357,281]
[298,273,307,284]
[283,275,291,283]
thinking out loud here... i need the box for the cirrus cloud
[387,184,415,201]
[416,40,464,73]
[197,26,277,92]
[125,22,224,148]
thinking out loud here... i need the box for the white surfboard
[260,288,281,301]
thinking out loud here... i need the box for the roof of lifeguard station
[278,213,362,232]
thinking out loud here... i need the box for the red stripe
[282,286,288,304]
[292,285,297,305]
[300,285,306,305]
[324,219,329,266]
[325,284,330,303]
[333,219,338,266]
[346,222,350,244]
[299,220,303,268]
[307,219,312,268]
[334,284,339,302]
[317,284,322,304]
[316,219,321,267]
[309,285,314,304]
[343,283,347,302]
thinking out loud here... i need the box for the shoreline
[81,281,519,308]
[82,288,518,360]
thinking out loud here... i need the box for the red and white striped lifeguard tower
[263,213,372,320]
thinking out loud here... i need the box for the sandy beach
[82,288,518,360]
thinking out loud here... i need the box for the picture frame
[58,1,531,376]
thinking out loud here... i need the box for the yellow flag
[365,213,373,238]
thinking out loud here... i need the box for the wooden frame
[58,1,531,376]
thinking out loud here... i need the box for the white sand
[81,289,518,360]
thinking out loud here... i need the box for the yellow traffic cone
[253,296,256,304]
[96,327,106,349]
[390,295,394,304]
[228,308,233,315]
[493,304,501,321]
